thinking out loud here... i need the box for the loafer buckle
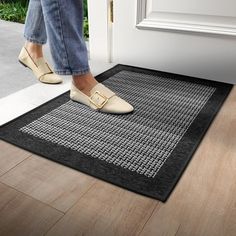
[89,91,109,109]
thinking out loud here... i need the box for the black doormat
[0,64,232,201]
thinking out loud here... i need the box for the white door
[88,0,236,84]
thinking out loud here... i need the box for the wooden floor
[0,86,236,236]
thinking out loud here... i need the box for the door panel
[113,0,236,83]
[152,0,236,17]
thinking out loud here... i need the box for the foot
[70,72,134,114]
[72,72,99,96]
[18,46,63,84]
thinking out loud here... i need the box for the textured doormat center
[0,65,232,201]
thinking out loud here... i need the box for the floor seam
[137,201,160,236]
[0,153,32,178]
[0,181,65,215]
[62,180,98,214]
[42,180,98,235]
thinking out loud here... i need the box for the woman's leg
[40,0,89,75]
[23,0,46,59]
[24,0,47,44]
[40,0,98,94]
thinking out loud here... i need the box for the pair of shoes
[18,47,63,84]
[70,82,134,114]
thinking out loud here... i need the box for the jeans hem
[54,68,90,76]
[24,34,47,45]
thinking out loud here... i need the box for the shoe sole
[18,59,30,68]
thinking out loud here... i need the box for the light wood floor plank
[0,140,31,176]
[0,154,96,212]
[46,180,157,236]
[0,182,63,236]
[140,86,236,236]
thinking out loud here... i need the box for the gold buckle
[89,91,109,109]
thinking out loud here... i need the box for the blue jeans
[23,0,90,76]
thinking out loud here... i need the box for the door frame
[87,0,113,62]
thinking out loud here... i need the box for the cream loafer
[70,82,134,114]
[18,47,63,84]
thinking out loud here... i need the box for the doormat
[0,64,232,201]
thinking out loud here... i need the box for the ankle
[73,72,93,81]
[24,41,43,59]
[73,73,98,88]
[72,72,98,95]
